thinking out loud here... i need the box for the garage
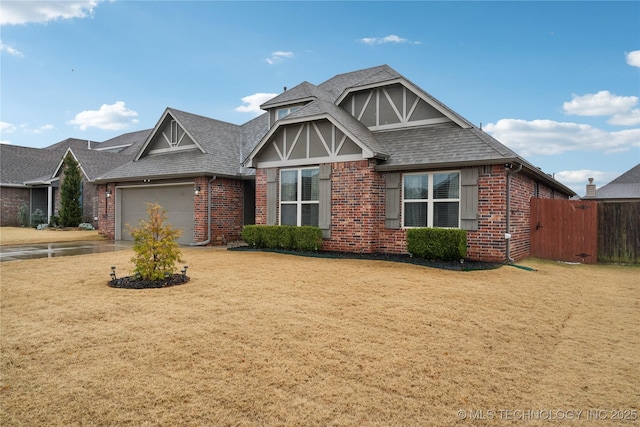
[117,184,194,245]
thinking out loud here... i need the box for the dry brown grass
[0,227,105,246]
[1,228,638,426]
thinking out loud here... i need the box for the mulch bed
[228,247,502,271]
[109,274,190,289]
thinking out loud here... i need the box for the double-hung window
[403,171,460,228]
[280,167,319,226]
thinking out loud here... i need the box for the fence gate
[530,198,598,264]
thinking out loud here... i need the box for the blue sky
[1,1,638,195]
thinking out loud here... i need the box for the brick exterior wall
[197,177,245,245]
[254,162,570,263]
[98,183,116,239]
[255,169,268,226]
[0,187,30,226]
[465,165,507,262]
[323,160,382,253]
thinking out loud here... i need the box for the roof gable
[135,108,206,160]
[244,99,388,168]
[97,108,247,181]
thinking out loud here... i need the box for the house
[93,64,574,262]
[584,163,640,202]
[0,131,149,227]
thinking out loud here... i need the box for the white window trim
[402,171,461,228]
[279,166,319,226]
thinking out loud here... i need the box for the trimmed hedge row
[242,225,323,252]
[406,228,467,261]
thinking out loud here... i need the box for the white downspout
[191,176,216,246]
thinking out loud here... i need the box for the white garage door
[118,185,194,245]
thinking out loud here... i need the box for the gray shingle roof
[67,147,135,181]
[260,81,332,108]
[318,65,399,101]
[44,137,98,151]
[240,113,269,176]
[373,123,519,169]
[1,145,61,186]
[594,163,640,199]
[100,129,152,154]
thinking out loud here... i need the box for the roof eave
[260,96,316,110]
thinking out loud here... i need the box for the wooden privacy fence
[598,201,640,264]
[530,198,640,264]
[530,198,598,264]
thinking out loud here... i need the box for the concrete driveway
[0,240,132,262]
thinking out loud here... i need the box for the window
[403,171,460,228]
[280,167,319,226]
[276,106,301,120]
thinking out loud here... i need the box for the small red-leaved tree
[127,203,183,281]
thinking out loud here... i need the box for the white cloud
[563,91,638,117]
[28,124,56,134]
[484,119,640,156]
[554,169,609,186]
[626,50,640,67]
[0,121,17,134]
[266,51,293,65]
[357,34,421,45]
[68,101,139,131]
[553,169,620,195]
[0,40,24,56]
[608,108,640,126]
[0,0,102,25]
[235,93,279,115]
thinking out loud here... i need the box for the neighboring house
[94,64,574,262]
[0,131,149,227]
[583,164,640,202]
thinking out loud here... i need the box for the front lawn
[1,248,638,425]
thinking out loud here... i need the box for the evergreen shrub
[406,228,467,261]
[242,225,322,252]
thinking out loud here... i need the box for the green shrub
[30,209,47,228]
[406,228,467,261]
[241,225,261,247]
[279,226,295,250]
[17,204,29,227]
[292,226,323,251]
[241,225,322,252]
[261,225,282,248]
[78,222,95,230]
[127,203,183,281]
